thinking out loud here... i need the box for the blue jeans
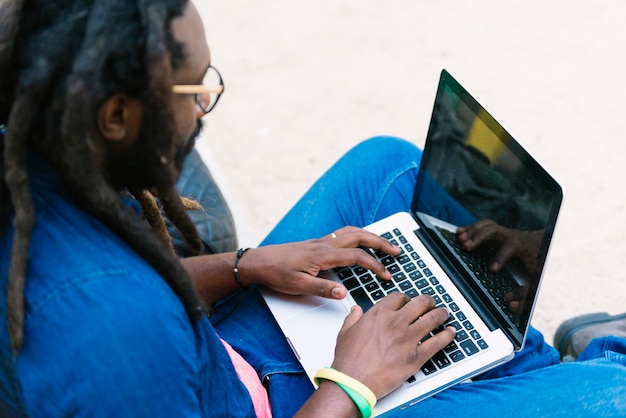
[214,136,626,417]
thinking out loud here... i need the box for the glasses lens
[197,66,223,114]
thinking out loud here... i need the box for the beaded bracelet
[233,248,250,288]
[314,367,376,417]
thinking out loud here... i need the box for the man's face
[104,1,211,190]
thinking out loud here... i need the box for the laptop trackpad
[280,296,348,370]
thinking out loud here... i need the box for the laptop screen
[411,70,562,348]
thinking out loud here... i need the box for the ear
[97,94,143,149]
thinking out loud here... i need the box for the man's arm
[181,226,401,305]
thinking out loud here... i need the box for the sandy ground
[194,0,626,342]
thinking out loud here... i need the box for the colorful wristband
[313,367,377,412]
[335,381,373,418]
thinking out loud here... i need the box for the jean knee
[362,135,422,159]
[342,136,422,172]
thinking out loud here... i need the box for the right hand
[330,293,456,399]
[239,226,401,300]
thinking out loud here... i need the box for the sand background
[194,0,626,341]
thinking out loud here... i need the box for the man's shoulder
[1,172,187,329]
[0,195,210,416]
[25,191,154,288]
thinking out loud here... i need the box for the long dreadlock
[0,0,207,354]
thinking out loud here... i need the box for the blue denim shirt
[0,157,256,417]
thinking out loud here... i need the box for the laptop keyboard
[333,228,489,381]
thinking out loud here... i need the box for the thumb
[306,276,347,300]
[341,305,364,332]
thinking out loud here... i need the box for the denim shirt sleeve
[18,270,206,417]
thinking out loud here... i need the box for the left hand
[239,226,401,299]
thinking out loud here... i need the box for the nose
[195,105,206,119]
[195,92,211,118]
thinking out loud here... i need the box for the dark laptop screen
[411,70,562,348]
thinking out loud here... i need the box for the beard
[105,106,204,193]
[174,118,203,173]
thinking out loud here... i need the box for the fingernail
[331,287,343,299]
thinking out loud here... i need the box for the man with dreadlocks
[0,0,458,415]
[1,0,626,417]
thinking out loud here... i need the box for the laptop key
[460,339,480,356]
[397,255,410,264]
[337,269,353,280]
[359,273,375,284]
[448,321,462,331]
[380,280,396,291]
[387,264,401,274]
[404,262,417,273]
[365,282,379,292]
[443,341,459,353]
[420,360,438,375]
[350,288,373,312]
[414,278,428,289]
[455,330,469,341]
[432,351,452,369]
[398,280,413,291]
[343,277,360,290]
[421,287,435,296]
[354,266,367,275]
[371,290,385,300]
[477,339,489,350]
[450,350,466,363]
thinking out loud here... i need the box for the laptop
[262,69,563,416]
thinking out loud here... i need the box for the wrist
[314,367,376,418]
[233,247,251,288]
[315,380,363,418]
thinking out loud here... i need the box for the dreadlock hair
[0,0,207,354]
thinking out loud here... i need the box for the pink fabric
[221,339,272,418]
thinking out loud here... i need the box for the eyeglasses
[172,65,224,116]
